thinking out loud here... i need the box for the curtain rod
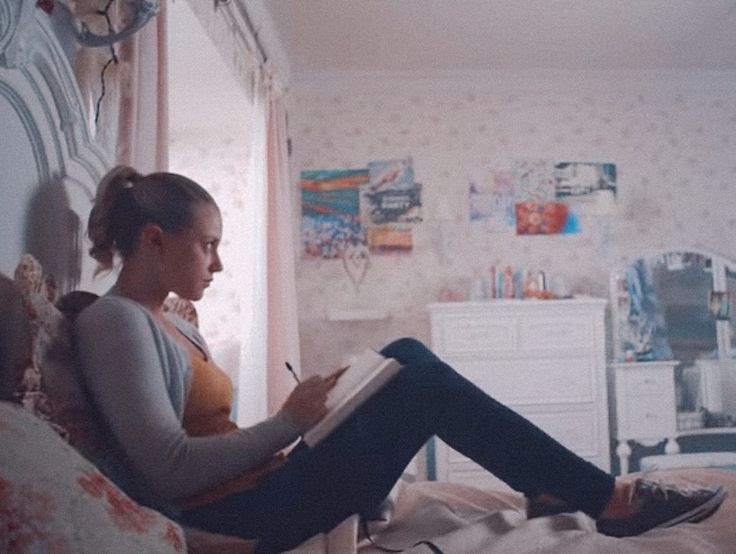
[218,0,268,64]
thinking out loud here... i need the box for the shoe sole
[658,486,727,528]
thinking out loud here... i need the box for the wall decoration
[339,242,372,293]
[362,158,421,252]
[363,158,422,224]
[366,225,414,251]
[469,170,515,233]
[515,201,580,235]
[513,159,556,203]
[554,162,617,214]
[300,169,369,258]
[621,259,674,361]
[710,291,730,321]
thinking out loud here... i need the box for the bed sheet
[287,468,736,553]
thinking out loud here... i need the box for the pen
[285,361,301,384]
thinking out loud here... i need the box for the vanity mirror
[610,249,736,431]
[609,249,736,472]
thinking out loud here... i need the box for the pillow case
[0,400,185,553]
[0,274,32,402]
[12,255,111,459]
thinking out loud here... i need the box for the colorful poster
[469,170,515,233]
[554,162,617,214]
[366,225,413,252]
[513,159,556,203]
[362,158,421,251]
[367,158,415,194]
[300,169,369,258]
[515,201,581,235]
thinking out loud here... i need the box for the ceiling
[260,0,736,81]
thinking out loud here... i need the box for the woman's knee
[380,337,439,365]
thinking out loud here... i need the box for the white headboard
[1,1,108,292]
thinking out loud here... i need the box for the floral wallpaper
[288,75,736,373]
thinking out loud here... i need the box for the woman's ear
[140,223,164,252]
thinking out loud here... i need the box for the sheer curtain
[115,1,169,173]
[264,66,301,415]
[237,66,300,421]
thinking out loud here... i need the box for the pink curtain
[116,0,169,172]
[264,70,301,415]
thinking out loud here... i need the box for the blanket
[288,468,735,553]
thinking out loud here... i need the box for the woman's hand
[279,367,347,433]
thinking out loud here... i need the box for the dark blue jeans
[181,338,615,553]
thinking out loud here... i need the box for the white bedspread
[288,468,736,553]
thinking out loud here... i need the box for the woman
[75,166,725,553]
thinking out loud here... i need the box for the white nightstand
[609,361,679,474]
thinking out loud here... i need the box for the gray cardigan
[74,292,300,508]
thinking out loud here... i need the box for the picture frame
[710,291,730,320]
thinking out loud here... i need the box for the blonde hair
[87,166,217,273]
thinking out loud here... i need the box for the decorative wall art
[300,158,422,257]
[554,162,617,215]
[513,159,557,202]
[300,169,369,258]
[620,258,674,361]
[362,158,422,252]
[340,242,372,293]
[515,201,579,235]
[468,170,516,233]
[467,160,617,236]
[710,291,731,321]
[512,159,579,235]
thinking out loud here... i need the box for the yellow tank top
[178,354,285,510]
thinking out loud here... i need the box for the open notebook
[303,348,402,447]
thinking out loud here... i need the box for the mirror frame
[609,248,736,364]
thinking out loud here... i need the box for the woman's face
[160,203,223,301]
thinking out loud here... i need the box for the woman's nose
[211,253,224,273]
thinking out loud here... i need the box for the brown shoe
[597,479,727,537]
[526,495,575,519]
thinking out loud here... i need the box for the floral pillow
[0,274,32,402]
[12,254,112,460]
[0,400,185,553]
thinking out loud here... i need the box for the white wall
[289,71,736,372]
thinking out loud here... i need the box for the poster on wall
[469,170,515,233]
[361,158,422,251]
[300,169,369,258]
[554,162,617,214]
[513,159,556,203]
[515,201,580,235]
[511,159,581,235]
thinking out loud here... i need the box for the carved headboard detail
[1,0,109,293]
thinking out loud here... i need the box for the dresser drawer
[619,397,676,439]
[435,315,516,355]
[453,357,597,405]
[442,404,607,485]
[446,405,602,461]
[623,368,673,397]
[519,315,595,352]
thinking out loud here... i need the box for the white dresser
[427,298,610,490]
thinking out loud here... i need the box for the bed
[1,254,735,553]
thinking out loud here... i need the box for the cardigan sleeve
[74,296,301,501]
